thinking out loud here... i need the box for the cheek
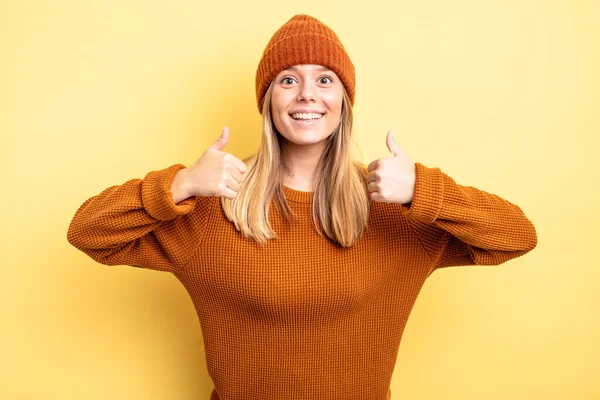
[271,94,293,125]
[270,94,285,119]
[269,102,287,135]
[271,111,285,134]
[270,93,282,113]
[323,92,343,115]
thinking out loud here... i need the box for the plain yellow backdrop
[1,0,598,399]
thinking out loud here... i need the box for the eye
[319,76,333,84]
[281,77,296,85]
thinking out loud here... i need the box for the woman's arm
[402,163,538,271]
[66,164,214,273]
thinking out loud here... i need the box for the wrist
[170,167,191,204]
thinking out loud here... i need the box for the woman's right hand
[172,126,248,201]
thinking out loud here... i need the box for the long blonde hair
[220,81,370,247]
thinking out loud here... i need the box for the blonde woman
[67,14,537,400]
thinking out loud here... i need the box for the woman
[67,14,537,400]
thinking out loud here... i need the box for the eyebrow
[284,66,331,72]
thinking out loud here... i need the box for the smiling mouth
[289,112,325,121]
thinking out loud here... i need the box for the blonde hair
[220,81,370,247]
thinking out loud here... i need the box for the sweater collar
[283,185,312,203]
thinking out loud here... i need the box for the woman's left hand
[367,130,416,205]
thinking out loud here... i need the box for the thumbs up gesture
[367,130,416,204]
[183,126,248,199]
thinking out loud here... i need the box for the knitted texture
[67,162,537,399]
[255,14,356,113]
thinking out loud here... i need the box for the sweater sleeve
[66,163,214,273]
[402,162,538,272]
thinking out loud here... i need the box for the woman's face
[271,64,344,150]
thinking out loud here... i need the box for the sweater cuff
[403,162,443,223]
[141,163,197,221]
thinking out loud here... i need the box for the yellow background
[1,0,598,398]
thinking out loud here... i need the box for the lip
[288,109,326,115]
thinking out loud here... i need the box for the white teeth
[291,112,324,120]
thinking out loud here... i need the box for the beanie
[255,14,355,114]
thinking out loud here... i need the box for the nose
[297,80,316,102]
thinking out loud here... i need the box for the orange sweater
[67,162,537,400]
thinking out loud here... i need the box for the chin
[282,130,331,145]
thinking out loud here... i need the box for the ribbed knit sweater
[66,162,537,400]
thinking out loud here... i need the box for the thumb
[386,130,402,157]
[209,126,229,151]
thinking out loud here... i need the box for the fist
[367,130,416,204]
[184,126,248,199]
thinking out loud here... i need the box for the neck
[281,141,325,191]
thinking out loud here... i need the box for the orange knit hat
[255,14,355,114]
